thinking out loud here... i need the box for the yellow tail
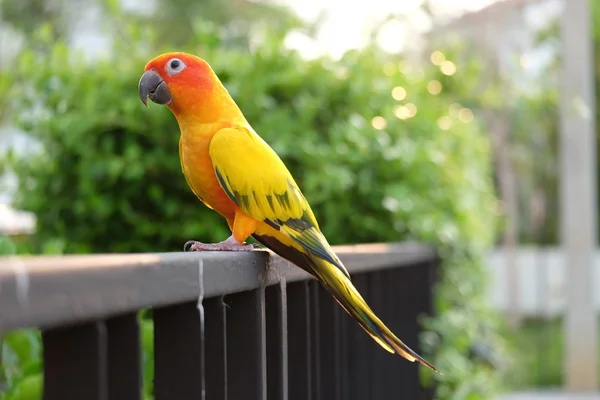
[252,232,441,374]
[310,256,441,374]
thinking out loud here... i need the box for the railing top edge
[0,242,436,332]
[0,241,433,268]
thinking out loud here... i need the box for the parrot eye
[166,58,186,75]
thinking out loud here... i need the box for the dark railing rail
[0,242,439,400]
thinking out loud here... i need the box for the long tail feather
[312,257,441,374]
[252,232,441,374]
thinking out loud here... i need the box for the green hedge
[1,24,507,399]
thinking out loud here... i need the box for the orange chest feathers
[178,131,238,218]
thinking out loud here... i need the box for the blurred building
[0,203,36,236]
[0,126,37,236]
[428,0,562,87]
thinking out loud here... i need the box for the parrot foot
[184,235,256,252]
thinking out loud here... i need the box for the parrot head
[138,52,224,119]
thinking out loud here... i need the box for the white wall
[486,247,600,317]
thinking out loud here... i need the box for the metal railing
[0,242,439,400]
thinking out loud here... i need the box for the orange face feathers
[138,52,220,117]
[143,53,213,87]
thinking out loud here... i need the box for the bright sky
[282,0,499,58]
[64,0,501,61]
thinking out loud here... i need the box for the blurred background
[0,0,598,399]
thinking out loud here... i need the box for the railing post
[43,321,108,400]
[308,281,321,400]
[266,281,288,400]
[204,296,228,399]
[106,312,142,400]
[287,281,312,400]
[311,280,343,400]
[225,288,267,400]
[153,301,204,400]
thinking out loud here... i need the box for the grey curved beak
[138,70,172,106]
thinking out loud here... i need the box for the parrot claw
[184,235,256,252]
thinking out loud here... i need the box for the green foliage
[0,236,16,256]
[3,375,43,400]
[140,312,155,399]
[502,317,564,389]
[1,330,43,400]
[1,21,506,400]
[505,315,600,389]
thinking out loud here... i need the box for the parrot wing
[209,125,350,279]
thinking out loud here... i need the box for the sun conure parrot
[138,52,440,373]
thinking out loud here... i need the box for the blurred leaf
[4,373,42,400]
[0,236,16,256]
[1,329,42,395]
